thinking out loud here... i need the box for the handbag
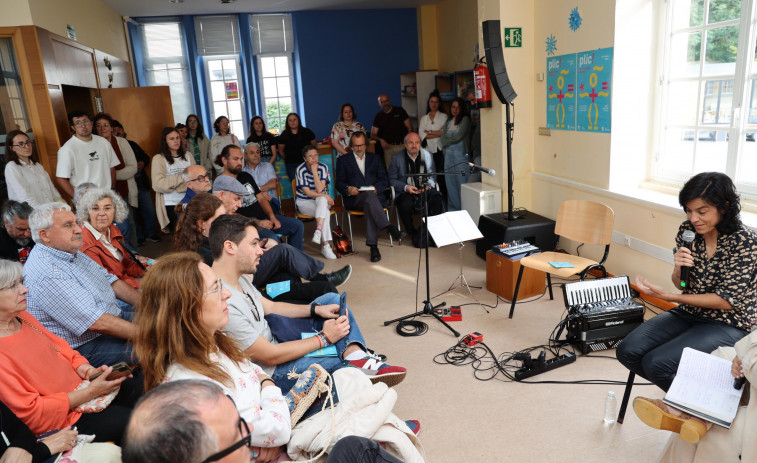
[331,225,355,256]
[72,380,119,413]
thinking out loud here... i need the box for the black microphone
[679,230,696,289]
[734,376,747,390]
[467,162,496,176]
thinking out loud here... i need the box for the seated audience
[0,200,34,263]
[0,400,121,463]
[277,112,316,181]
[336,131,404,262]
[180,164,212,204]
[174,193,350,303]
[243,142,281,212]
[330,103,365,157]
[4,129,62,207]
[25,202,140,366]
[151,126,194,232]
[135,253,291,461]
[123,380,263,463]
[296,145,336,259]
[0,259,139,444]
[77,188,150,289]
[388,132,445,240]
[212,174,246,214]
[210,116,243,176]
[617,172,756,394]
[246,115,279,164]
[217,144,304,250]
[211,214,406,394]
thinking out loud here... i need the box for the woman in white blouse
[4,130,62,207]
[418,92,448,202]
[210,116,243,176]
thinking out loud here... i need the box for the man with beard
[0,200,35,263]
[215,144,304,250]
[24,202,139,365]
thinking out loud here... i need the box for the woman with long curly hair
[135,252,291,461]
[173,193,225,266]
[151,127,195,232]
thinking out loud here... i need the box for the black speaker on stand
[478,20,555,259]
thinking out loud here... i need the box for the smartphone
[89,362,132,381]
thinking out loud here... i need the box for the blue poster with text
[576,48,613,133]
[546,53,577,130]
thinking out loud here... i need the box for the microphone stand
[384,170,466,337]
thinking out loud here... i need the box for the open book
[662,347,744,428]
[424,210,483,247]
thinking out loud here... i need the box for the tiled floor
[142,216,675,462]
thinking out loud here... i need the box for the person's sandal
[633,397,707,443]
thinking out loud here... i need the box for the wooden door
[99,86,173,156]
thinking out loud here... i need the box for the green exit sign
[504,28,522,47]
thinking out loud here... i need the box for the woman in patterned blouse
[617,172,757,443]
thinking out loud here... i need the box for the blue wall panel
[291,9,419,140]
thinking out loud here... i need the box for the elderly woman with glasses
[76,188,151,289]
[135,252,291,462]
[295,145,336,260]
[4,130,62,207]
[0,259,138,445]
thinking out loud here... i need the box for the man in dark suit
[388,132,445,238]
[336,131,404,262]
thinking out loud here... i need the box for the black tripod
[383,170,467,337]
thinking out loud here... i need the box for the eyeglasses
[73,120,92,127]
[0,277,25,293]
[94,123,110,128]
[304,153,319,159]
[59,221,82,231]
[244,293,260,322]
[352,143,366,148]
[201,395,252,463]
[11,140,33,148]
[189,174,210,183]
[205,277,223,296]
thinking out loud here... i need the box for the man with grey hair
[122,380,254,463]
[180,164,212,204]
[243,142,280,213]
[24,202,140,366]
[0,200,34,263]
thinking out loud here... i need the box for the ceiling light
[168,0,183,3]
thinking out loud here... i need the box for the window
[0,37,32,156]
[139,21,194,123]
[195,15,246,139]
[250,14,296,133]
[655,0,757,192]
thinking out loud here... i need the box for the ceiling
[102,0,442,18]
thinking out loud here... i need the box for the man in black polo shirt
[215,144,304,250]
[371,94,413,169]
[0,200,34,263]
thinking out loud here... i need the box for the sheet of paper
[359,186,375,191]
[549,261,575,268]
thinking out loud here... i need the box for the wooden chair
[291,179,337,225]
[508,200,615,319]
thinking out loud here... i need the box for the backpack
[331,226,355,257]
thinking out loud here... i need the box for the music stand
[384,170,469,337]
[426,210,484,301]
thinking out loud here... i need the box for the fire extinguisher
[474,59,492,108]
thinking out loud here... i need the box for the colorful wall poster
[576,48,613,133]
[225,82,239,99]
[546,53,576,130]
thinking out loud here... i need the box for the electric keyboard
[494,240,540,257]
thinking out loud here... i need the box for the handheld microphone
[734,376,747,390]
[466,162,496,177]
[679,230,696,289]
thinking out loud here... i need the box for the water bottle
[604,391,617,424]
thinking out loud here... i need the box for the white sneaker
[312,229,322,244]
[321,244,337,260]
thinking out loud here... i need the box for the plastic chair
[508,200,615,318]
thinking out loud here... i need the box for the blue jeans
[444,146,470,211]
[76,310,135,366]
[135,188,158,239]
[616,308,747,391]
[273,213,304,250]
[266,292,366,393]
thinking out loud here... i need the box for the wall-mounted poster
[576,48,613,133]
[225,82,239,99]
[546,53,576,130]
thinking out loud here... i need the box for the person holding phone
[0,259,141,445]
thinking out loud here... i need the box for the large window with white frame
[138,20,194,123]
[250,14,296,134]
[655,0,757,193]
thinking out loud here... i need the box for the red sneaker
[404,420,421,436]
[348,353,406,387]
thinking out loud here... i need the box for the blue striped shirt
[295,162,330,201]
[24,244,121,348]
